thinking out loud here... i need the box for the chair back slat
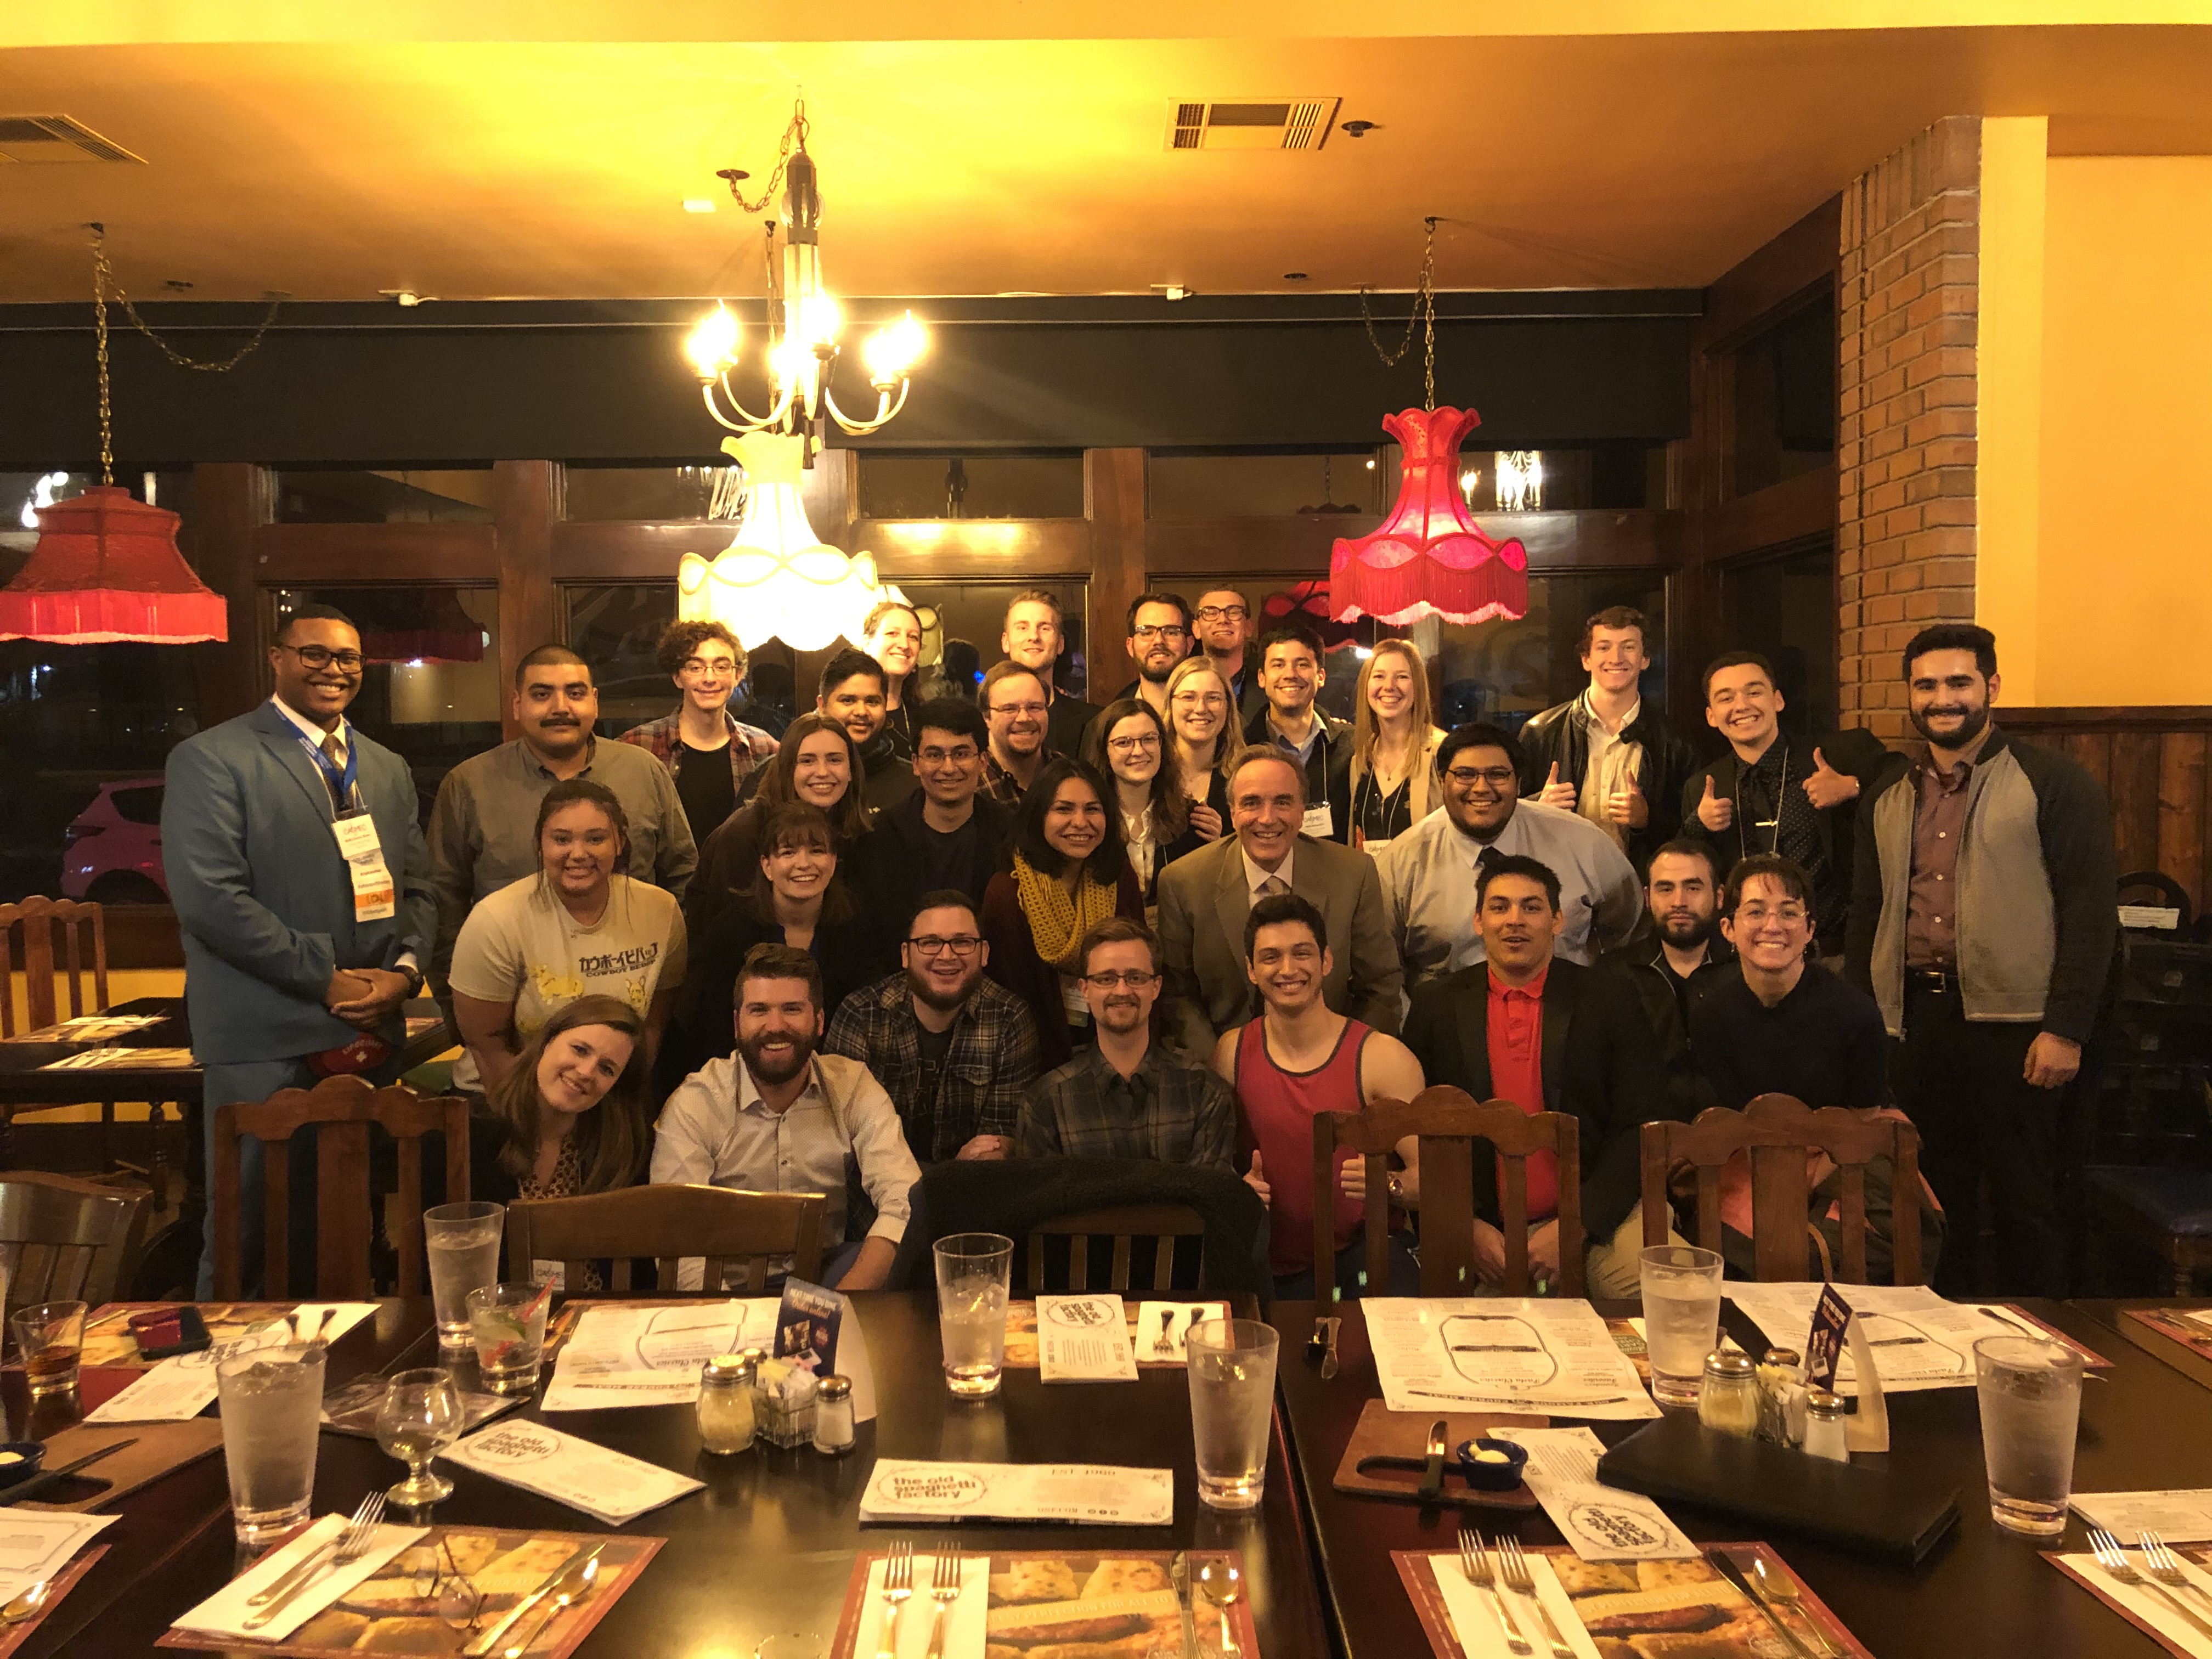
[0,898,110,1037]
[1749,1142,1815,1282]
[505,1186,823,1297]
[1837,1165,1870,1284]
[313,1121,375,1302]
[1025,1205,1207,1294]
[0,1169,146,1310]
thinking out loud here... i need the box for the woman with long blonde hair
[1348,638,1448,855]
[1163,656,1232,840]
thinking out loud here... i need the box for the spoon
[1749,1556,1838,1657]
[0,1579,53,1625]
[501,1551,601,1658]
[1197,1559,1243,1658]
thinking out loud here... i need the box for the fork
[2089,1527,2212,1641]
[1455,1525,1532,1656]
[1154,1308,1178,1355]
[1496,1535,1574,1658]
[244,1493,388,1630]
[2140,1532,2212,1619]
[922,1544,962,1659]
[877,1539,913,1659]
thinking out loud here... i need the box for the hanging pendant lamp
[0,225,245,645]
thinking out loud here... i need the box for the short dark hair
[1436,722,1521,778]
[1701,650,1776,702]
[1647,838,1723,889]
[532,778,630,865]
[819,648,887,701]
[1903,623,1997,682]
[912,696,987,748]
[1255,620,1323,665]
[979,658,1046,714]
[735,941,824,1011]
[747,800,854,926]
[1579,605,1649,657]
[1476,853,1561,912]
[906,888,981,938]
[275,602,356,644]
[1010,756,1126,885]
[654,620,746,679]
[516,643,591,691]
[1079,916,1155,978]
[1724,853,1814,916]
[1126,591,1191,635]
[1243,891,1327,960]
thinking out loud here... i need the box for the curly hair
[653,620,746,680]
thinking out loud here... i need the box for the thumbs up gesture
[1606,776,1648,829]
[1243,1147,1272,1205]
[1802,746,1860,810]
[1696,772,1735,831]
[1536,761,1579,810]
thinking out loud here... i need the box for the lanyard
[296,729,359,817]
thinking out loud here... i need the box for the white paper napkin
[441,1420,703,1526]
[85,1355,219,1422]
[1430,1550,1601,1659]
[0,1511,116,1603]
[853,1554,989,1659]
[2062,1549,2212,1658]
[171,1514,426,1643]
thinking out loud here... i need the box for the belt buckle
[1915,968,1950,995]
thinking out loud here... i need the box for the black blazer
[1402,957,1674,1241]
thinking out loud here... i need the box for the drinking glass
[467,1282,551,1396]
[217,1341,327,1545]
[934,1233,1014,1397]
[12,1300,87,1397]
[1187,1318,1279,1511]
[377,1367,463,1508]
[424,1201,504,1349]
[1639,1244,1724,1407]
[1974,1335,2084,1537]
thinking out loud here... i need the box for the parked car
[60,778,168,904]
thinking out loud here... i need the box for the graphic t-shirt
[449,872,689,1054]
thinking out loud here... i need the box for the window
[1147,452,1386,518]
[1718,540,1838,736]
[1731,295,1837,496]
[273,469,494,524]
[857,455,1084,520]
[562,464,743,522]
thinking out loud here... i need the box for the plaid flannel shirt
[981,750,1031,809]
[821,972,1043,1163]
[619,708,781,795]
[1015,1042,1238,1171]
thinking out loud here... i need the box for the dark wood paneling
[2162,733,2210,913]
[1702,464,1838,565]
[493,461,557,737]
[185,462,269,726]
[2004,707,2212,914]
[251,522,498,584]
[1145,508,1671,582]
[2111,731,2166,879]
[1087,449,1148,678]
[1698,197,1844,352]
[864,520,1094,580]
[550,520,738,580]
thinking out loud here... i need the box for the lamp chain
[87,224,284,378]
[92,233,113,487]
[721,100,810,215]
[1358,216,1441,410]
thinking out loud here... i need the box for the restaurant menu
[1487,1427,1697,1562]
[539,1297,779,1409]
[859,1461,1175,1527]
[1036,1295,1140,1383]
[1365,1298,1662,1420]
[39,1046,195,1070]
[0,1513,114,1605]
[441,1421,703,1526]
[2072,1491,2212,1545]
[2,1013,164,1043]
[1726,1283,2107,1393]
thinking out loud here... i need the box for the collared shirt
[1268,710,1325,770]
[982,748,1035,808]
[1016,1040,1237,1169]
[821,972,1043,1163]
[618,707,780,791]
[1241,844,1295,901]
[1486,965,1559,1220]
[1573,691,1644,853]
[1905,727,1993,967]
[268,695,352,773]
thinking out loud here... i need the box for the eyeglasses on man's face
[905,934,983,957]
[1445,765,1517,789]
[1194,605,1249,624]
[1132,625,1187,642]
[917,744,979,766]
[1081,969,1159,989]
[278,644,365,673]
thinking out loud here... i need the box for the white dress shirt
[1241,845,1295,901]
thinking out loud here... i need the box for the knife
[1319,1317,1342,1380]
[1170,1551,1197,1659]
[1418,1419,1449,1502]
[4,1437,137,1505]
[1706,1550,1817,1659]
[470,1543,597,1657]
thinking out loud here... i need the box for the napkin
[0,1511,115,1603]
[1429,1550,1601,1659]
[1136,1301,1228,1363]
[84,1355,219,1422]
[171,1514,426,1643]
[2059,1549,2212,1658]
[853,1554,989,1659]
[441,1420,703,1526]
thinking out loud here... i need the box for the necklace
[1733,741,1790,856]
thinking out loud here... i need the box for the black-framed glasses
[906,934,983,957]
[1081,969,1159,988]
[1132,625,1188,641]
[1444,765,1517,788]
[277,643,365,672]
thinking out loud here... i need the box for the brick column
[1837,116,1981,738]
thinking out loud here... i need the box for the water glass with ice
[934,1232,1013,1397]
[218,1341,328,1545]
[1975,1335,2083,1537]
[1187,1318,1279,1511]
[1640,1244,1724,1407]
[424,1200,504,1350]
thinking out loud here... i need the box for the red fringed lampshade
[1329,407,1529,627]
[0,486,228,645]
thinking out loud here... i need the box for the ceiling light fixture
[682,198,716,214]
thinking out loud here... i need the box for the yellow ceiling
[2,20,2210,303]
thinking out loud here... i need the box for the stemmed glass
[376,1368,462,1508]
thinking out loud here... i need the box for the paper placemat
[859,1461,1173,1527]
[0,1545,106,1659]
[155,1527,662,1657]
[2126,1307,2212,1370]
[167,1515,427,1644]
[1728,1284,2111,1393]
[77,1303,379,1370]
[1394,1543,1873,1659]
[0,1512,115,1604]
[2049,1541,2212,1659]
[847,1553,990,1659]
[1367,1299,1661,1420]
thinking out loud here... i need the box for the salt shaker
[812,1374,856,1456]
[1803,1387,1850,1463]
[697,1352,758,1454]
[1697,1350,1759,1438]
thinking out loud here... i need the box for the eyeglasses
[1132,625,1188,642]
[278,644,364,672]
[1081,970,1159,988]
[917,746,979,765]
[1107,734,1161,754]
[1194,605,1249,623]
[906,934,983,957]
[1736,905,1809,925]
[990,702,1048,718]
[1171,691,1228,709]
[683,657,739,676]
[1444,766,1517,788]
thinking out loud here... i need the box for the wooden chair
[1639,1093,1923,1285]
[0,1171,149,1311]
[506,1186,825,1295]
[0,896,108,1038]
[1319,1085,1584,1298]
[212,1076,469,1300]
[1023,1204,1207,1293]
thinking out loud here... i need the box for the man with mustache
[1375,722,1640,987]
[1402,855,1673,1297]
[1107,591,1194,720]
[430,643,695,1090]
[1241,620,1353,843]
[825,891,1042,1164]
[1018,917,1236,1169]
[1848,623,2116,1296]
[1600,839,1734,1119]
[978,660,1053,806]
[653,943,920,1290]
[816,647,917,811]
[1001,588,1099,761]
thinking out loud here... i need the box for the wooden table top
[4,1293,1332,1658]
[1271,1296,2212,1659]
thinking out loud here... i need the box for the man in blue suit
[163,603,436,1295]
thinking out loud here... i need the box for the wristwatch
[1386,1171,1405,1203]
[394,963,426,997]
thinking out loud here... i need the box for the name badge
[1357,833,1395,860]
[1301,803,1335,840]
[331,811,397,923]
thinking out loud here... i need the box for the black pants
[1892,984,2065,1297]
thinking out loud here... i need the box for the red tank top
[1235,1018,1373,1276]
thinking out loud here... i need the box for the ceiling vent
[1165,98,1339,153]
[0,116,144,165]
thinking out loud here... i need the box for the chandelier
[680,101,927,445]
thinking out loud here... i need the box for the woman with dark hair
[980,757,1143,1066]
[687,711,873,944]
[448,779,685,1098]
[660,799,882,1089]
[1082,697,1205,914]
[862,599,929,757]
